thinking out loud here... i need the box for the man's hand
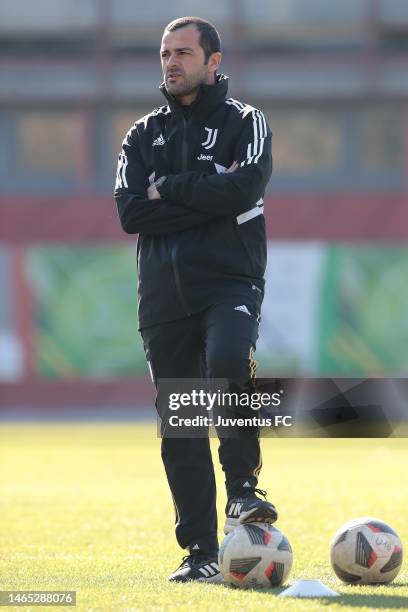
[226,160,239,173]
[147,182,160,200]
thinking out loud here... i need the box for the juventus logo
[201,127,218,150]
[115,152,128,189]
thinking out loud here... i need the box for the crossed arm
[114,139,216,236]
[146,161,239,200]
[114,114,272,236]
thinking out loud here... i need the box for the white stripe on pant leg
[170,492,180,523]
[147,359,154,383]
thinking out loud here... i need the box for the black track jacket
[114,74,272,329]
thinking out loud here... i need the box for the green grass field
[0,424,407,611]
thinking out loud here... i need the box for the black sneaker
[224,488,278,534]
[168,553,224,583]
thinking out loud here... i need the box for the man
[114,16,277,583]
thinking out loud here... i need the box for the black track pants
[140,302,262,555]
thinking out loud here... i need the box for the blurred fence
[1,0,408,408]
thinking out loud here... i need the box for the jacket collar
[159,73,229,121]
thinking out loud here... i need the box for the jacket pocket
[233,220,257,276]
[234,216,267,279]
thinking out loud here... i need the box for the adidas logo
[152,134,165,146]
[243,481,252,488]
[228,501,243,517]
[192,544,200,551]
[199,562,219,577]
[234,305,251,316]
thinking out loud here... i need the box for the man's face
[160,25,216,99]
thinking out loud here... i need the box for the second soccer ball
[330,517,403,585]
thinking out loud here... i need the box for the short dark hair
[165,16,221,63]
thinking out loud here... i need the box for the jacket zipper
[181,116,189,171]
[169,116,192,316]
[171,245,191,315]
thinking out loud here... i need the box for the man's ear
[208,51,222,76]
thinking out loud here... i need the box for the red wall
[2,194,408,243]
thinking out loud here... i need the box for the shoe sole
[240,505,278,525]
[224,506,278,534]
[169,573,224,584]
[198,573,224,584]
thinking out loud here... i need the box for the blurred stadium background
[1,0,408,414]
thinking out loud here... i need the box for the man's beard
[166,68,208,99]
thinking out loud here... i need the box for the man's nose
[167,54,180,68]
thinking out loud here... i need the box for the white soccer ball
[219,523,293,589]
[330,517,403,585]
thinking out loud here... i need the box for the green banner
[25,244,408,379]
[26,245,146,378]
[318,245,408,375]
